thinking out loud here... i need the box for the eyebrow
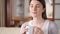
[30,3,40,5]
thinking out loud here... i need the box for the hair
[29,0,47,19]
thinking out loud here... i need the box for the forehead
[30,0,41,5]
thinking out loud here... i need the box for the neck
[32,16,45,24]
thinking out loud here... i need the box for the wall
[0,0,5,27]
[54,0,60,34]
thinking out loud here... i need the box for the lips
[32,12,37,14]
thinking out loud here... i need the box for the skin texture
[29,0,44,18]
[33,27,44,34]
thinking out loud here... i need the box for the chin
[32,15,37,18]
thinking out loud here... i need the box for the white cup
[26,25,34,34]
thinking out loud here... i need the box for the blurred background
[0,0,60,34]
[0,0,54,27]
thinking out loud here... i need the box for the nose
[33,6,37,11]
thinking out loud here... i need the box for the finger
[33,28,38,34]
[35,27,41,31]
[24,26,26,28]
[25,27,28,30]
[22,29,28,34]
[22,31,26,34]
[34,27,43,32]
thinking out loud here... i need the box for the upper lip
[32,11,37,12]
[32,12,37,13]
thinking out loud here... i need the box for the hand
[22,26,28,34]
[33,27,44,34]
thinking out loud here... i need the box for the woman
[20,0,58,34]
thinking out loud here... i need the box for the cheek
[37,5,44,12]
[29,8,32,14]
[30,7,33,13]
[30,8,31,11]
[37,8,43,13]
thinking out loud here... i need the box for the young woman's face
[29,0,45,17]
